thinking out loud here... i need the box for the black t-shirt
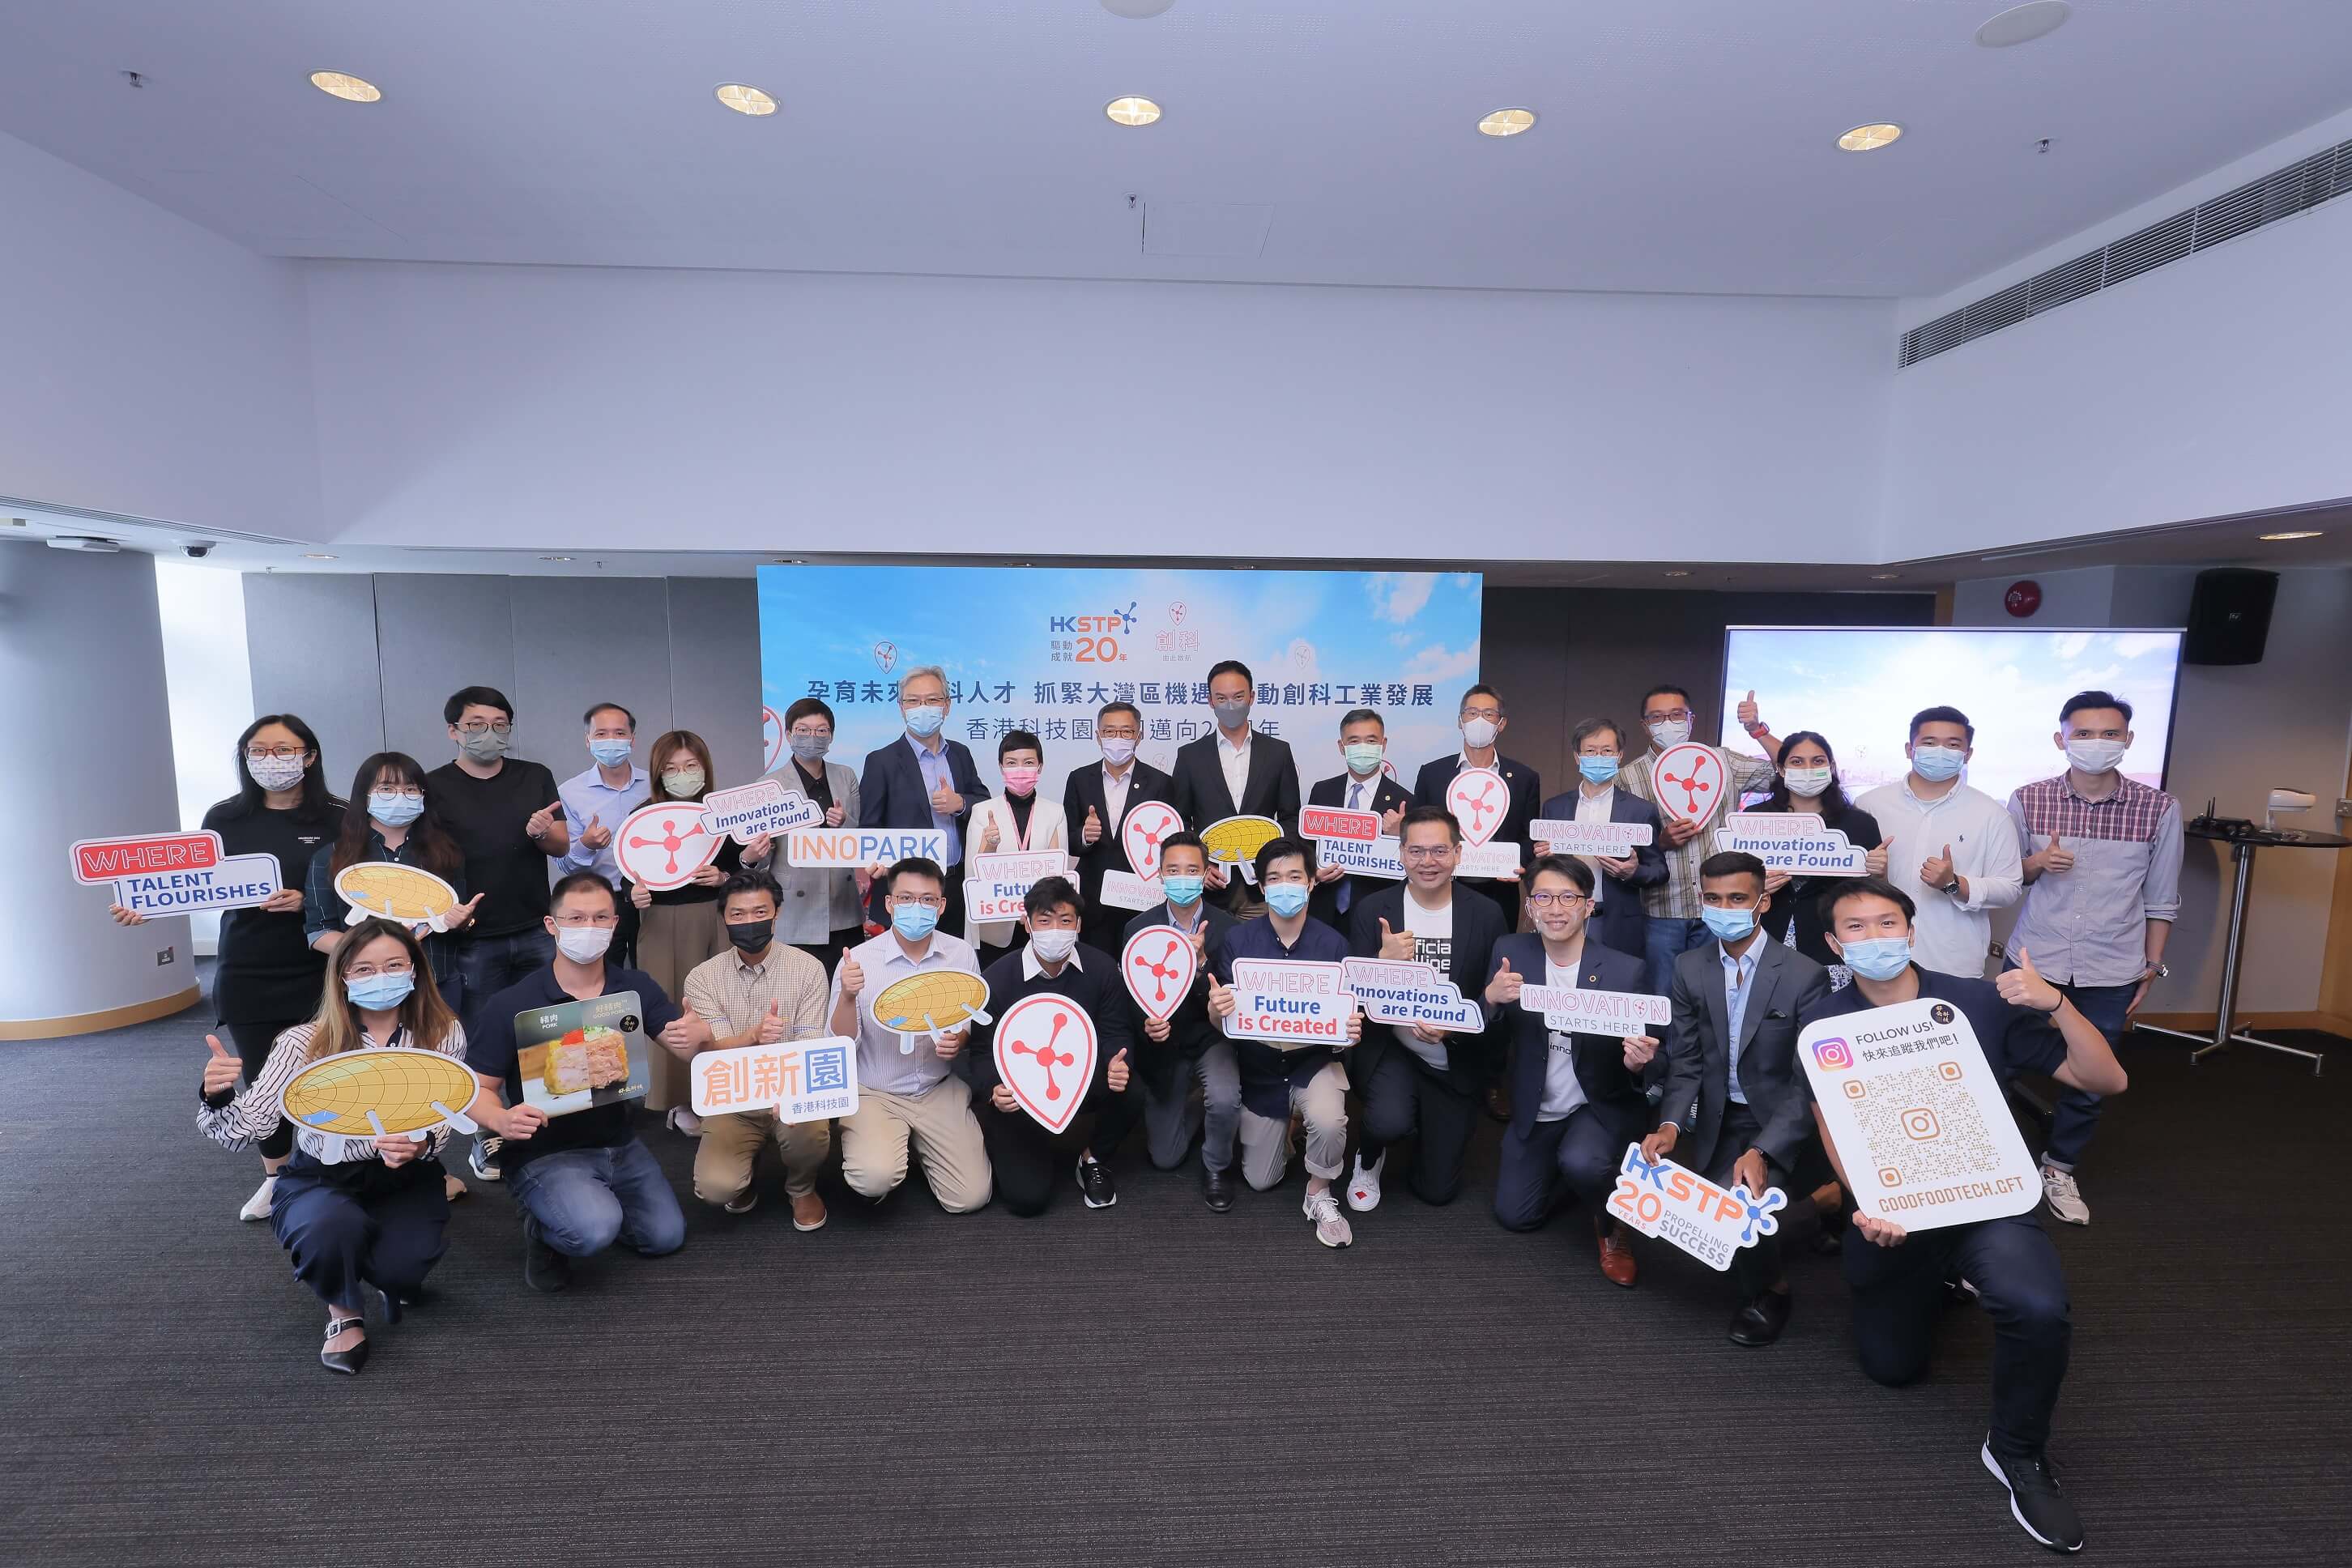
[789,758,834,816]
[425,759,562,937]
[1800,968,2069,1091]
[465,962,680,1166]
[202,799,336,1025]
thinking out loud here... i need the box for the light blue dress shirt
[905,733,962,866]
[558,761,650,888]
[1721,940,1760,1105]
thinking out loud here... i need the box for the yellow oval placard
[1199,815,1284,866]
[334,861,460,925]
[872,969,991,1035]
[279,1046,479,1137]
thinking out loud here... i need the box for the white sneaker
[1303,1188,1353,1248]
[2040,1165,2090,1226]
[238,1175,277,1222]
[667,1107,705,1138]
[1347,1152,1385,1212]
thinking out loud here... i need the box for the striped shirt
[2006,773,2184,987]
[198,1020,471,1165]
[682,942,829,1046]
[1620,745,1777,918]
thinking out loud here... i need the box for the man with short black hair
[1067,700,1177,955]
[1804,876,2128,1554]
[857,666,991,936]
[1855,705,2024,981]
[1123,832,1243,1211]
[1408,684,1541,932]
[966,877,1140,1215]
[1306,706,1411,927]
[1646,850,1828,1346]
[1618,683,1776,997]
[2005,690,2181,1227]
[1171,659,1302,911]
[1533,716,1667,962]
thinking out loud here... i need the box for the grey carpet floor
[2,996,2346,1566]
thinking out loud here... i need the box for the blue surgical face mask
[891,902,940,940]
[1263,883,1310,918]
[1839,936,1913,981]
[1702,905,1757,944]
[347,970,415,1012]
[1578,755,1621,786]
[369,791,425,827]
[1342,742,1385,778]
[1911,744,1966,782]
[903,705,946,738]
[588,738,633,767]
[1162,873,1204,907]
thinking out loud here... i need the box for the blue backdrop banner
[756,566,1483,799]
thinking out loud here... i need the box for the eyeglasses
[1400,845,1456,861]
[1644,708,1694,723]
[457,720,513,736]
[891,895,945,910]
[552,911,619,927]
[788,726,831,740]
[345,959,415,979]
[245,744,306,759]
[1527,891,1591,909]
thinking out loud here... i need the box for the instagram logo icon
[1812,1036,1854,1072]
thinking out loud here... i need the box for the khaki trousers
[839,1078,992,1213]
[692,1110,831,1205]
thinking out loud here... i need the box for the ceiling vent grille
[1900,136,2352,368]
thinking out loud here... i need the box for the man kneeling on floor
[967,876,1140,1215]
[1804,876,2127,1556]
[467,871,710,1291]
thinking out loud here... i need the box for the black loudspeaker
[2182,568,2278,666]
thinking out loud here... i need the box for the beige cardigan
[963,794,1071,948]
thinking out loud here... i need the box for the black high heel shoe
[320,1315,369,1375]
[375,1286,405,1325]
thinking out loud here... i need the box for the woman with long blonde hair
[198,918,472,1374]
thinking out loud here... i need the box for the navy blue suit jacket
[857,734,988,860]
[1306,769,1412,928]
[1485,932,1653,1142]
[1533,786,1668,962]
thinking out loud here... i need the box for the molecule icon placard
[1649,743,1725,827]
[1443,767,1509,847]
[1121,924,1201,1023]
[992,992,1099,1135]
[615,801,724,892]
[1120,800,1185,881]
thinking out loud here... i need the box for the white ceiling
[2,1,2349,297]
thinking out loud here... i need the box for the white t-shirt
[1397,894,1455,1072]
[1536,956,1589,1121]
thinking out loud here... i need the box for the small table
[2135,825,2348,1076]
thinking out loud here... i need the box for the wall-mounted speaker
[2181,568,2278,666]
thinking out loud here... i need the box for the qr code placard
[1840,1061,2000,1190]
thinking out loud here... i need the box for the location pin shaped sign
[1121,800,1184,881]
[991,992,1099,1135]
[1120,925,1200,1023]
[1445,766,1509,848]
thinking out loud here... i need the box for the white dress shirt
[1574,783,1615,910]
[1217,728,1252,812]
[1854,776,2024,979]
[1101,762,1134,834]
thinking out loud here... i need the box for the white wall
[156,560,254,953]
[301,261,1896,565]
[0,130,320,542]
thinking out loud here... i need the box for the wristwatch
[2143,961,2170,980]
[1941,876,1962,896]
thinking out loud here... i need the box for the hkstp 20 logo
[1812,1036,1855,1072]
[1049,602,1137,635]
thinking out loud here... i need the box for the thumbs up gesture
[1485,955,1523,1008]
[2030,833,2076,876]
[1920,842,1956,888]
[1107,1048,1131,1092]
[1378,917,1413,961]
[930,777,964,816]
[1996,945,2063,1015]
[442,892,487,932]
[580,813,612,851]
[978,816,1001,854]
[1736,688,1762,733]
[838,951,866,999]
[201,1033,241,1097]
[1863,838,1889,878]
[756,999,787,1044]
[526,801,561,842]
[1206,975,1237,1019]
[1081,805,1102,846]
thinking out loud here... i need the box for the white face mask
[1100,737,1137,766]
[1647,718,1691,748]
[1028,928,1079,965]
[1460,717,1498,750]
[555,926,613,963]
[2065,738,2128,774]
[1782,765,1834,799]
[247,753,306,792]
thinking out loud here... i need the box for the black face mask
[723,918,774,955]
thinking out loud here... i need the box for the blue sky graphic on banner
[757,567,1483,797]
[1720,626,2181,805]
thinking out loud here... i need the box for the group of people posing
[171,662,2179,1556]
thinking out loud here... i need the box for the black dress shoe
[320,1315,369,1375]
[375,1286,403,1325]
[1203,1165,1236,1213]
[524,1227,571,1293]
[1728,1289,1792,1348]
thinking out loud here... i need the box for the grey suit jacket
[763,759,862,942]
[1659,936,1829,1173]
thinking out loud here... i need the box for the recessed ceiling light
[1477,108,1536,138]
[540,554,574,562]
[2259,530,2323,541]
[1105,96,1161,127]
[1838,122,1904,152]
[301,552,336,560]
[1662,569,1691,577]
[1976,2,2072,49]
[1869,572,1902,580]
[714,83,778,117]
[309,70,381,104]
[1101,0,1177,15]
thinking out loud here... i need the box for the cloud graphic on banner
[1367,572,1437,624]
[1402,641,1481,681]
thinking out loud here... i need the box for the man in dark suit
[1647,850,1830,1348]
[1532,717,1668,963]
[1170,658,1302,912]
[1344,807,1508,1211]
[1306,706,1412,928]
[1064,701,1177,955]
[857,664,989,935]
[1408,683,1542,933]
[1486,855,1660,1288]
[1120,833,1243,1212]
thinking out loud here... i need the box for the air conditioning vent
[1901,137,2352,368]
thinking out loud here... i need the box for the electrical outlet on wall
[156,945,176,965]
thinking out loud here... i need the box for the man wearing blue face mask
[1646,851,1829,1347]
[1123,833,1245,1211]
[1532,717,1667,962]
[1855,706,2025,981]
[1619,683,1778,997]
[858,666,990,939]
[558,701,650,964]
[2002,690,2181,1229]
[1306,707,1412,927]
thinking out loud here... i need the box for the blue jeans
[506,1138,687,1259]
[2031,976,2136,1170]
[1644,916,1710,999]
[454,927,556,1038]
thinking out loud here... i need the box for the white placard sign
[1798,997,2042,1231]
[1121,925,1201,1022]
[1097,869,1166,911]
[1713,814,1868,875]
[992,992,1101,1135]
[1454,841,1524,880]
[782,827,950,870]
[1529,818,1654,855]
[1338,957,1484,1032]
[113,852,283,917]
[1221,958,1353,1050]
[1519,982,1672,1034]
[1607,1144,1786,1272]
[1444,767,1510,846]
[689,1036,860,1125]
[963,850,1075,925]
[700,780,824,844]
[1314,835,1405,880]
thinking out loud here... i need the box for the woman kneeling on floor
[198,918,471,1374]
